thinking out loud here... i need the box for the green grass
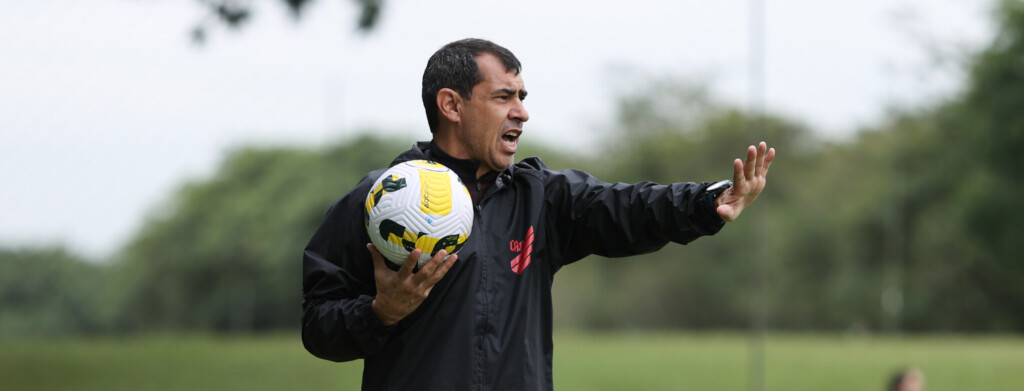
[555,332,1024,391]
[0,333,362,391]
[2,332,1022,390]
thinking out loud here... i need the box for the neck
[429,141,481,181]
[428,141,497,205]
[433,129,492,179]
[433,129,468,157]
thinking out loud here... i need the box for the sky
[0,0,993,258]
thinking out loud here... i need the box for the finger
[744,145,757,181]
[430,253,458,284]
[397,248,421,279]
[717,203,737,222]
[762,147,775,176]
[732,158,744,185]
[417,249,447,278]
[754,142,767,178]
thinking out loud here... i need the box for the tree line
[3,0,1022,336]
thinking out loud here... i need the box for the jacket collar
[390,140,514,185]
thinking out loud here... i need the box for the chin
[502,156,516,168]
[490,160,514,173]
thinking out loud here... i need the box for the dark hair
[887,371,904,391]
[887,368,919,391]
[421,38,522,133]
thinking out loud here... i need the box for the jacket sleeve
[301,172,394,362]
[541,165,725,266]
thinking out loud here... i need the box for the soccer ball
[364,160,473,267]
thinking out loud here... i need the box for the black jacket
[302,141,725,390]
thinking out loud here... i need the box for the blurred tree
[11,1,1024,336]
[781,0,1024,332]
[553,76,819,330]
[191,0,383,43]
[918,0,1024,331]
[115,135,406,332]
[0,247,113,335]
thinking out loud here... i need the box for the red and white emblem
[509,226,534,275]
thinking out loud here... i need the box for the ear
[436,88,462,124]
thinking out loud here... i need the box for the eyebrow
[496,88,528,100]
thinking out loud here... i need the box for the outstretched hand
[368,244,458,326]
[716,141,775,222]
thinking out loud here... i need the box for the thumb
[717,203,740,222]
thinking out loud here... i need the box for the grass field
[2,331,1022,390]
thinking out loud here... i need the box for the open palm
[716,142,775,222]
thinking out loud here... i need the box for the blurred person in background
[887,367,925,391]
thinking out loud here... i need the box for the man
[302,38,775,390]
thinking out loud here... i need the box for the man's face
[458,53,529,177]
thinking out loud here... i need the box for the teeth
[504,131,520,137]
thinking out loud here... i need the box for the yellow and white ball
[365,160,473,267]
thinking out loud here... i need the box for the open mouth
[502,130,521,146]
[501,130,520,144]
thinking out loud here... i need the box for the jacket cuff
[694,182,727,234]
[349,295,397,355]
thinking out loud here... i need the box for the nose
[510,100,529,123]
